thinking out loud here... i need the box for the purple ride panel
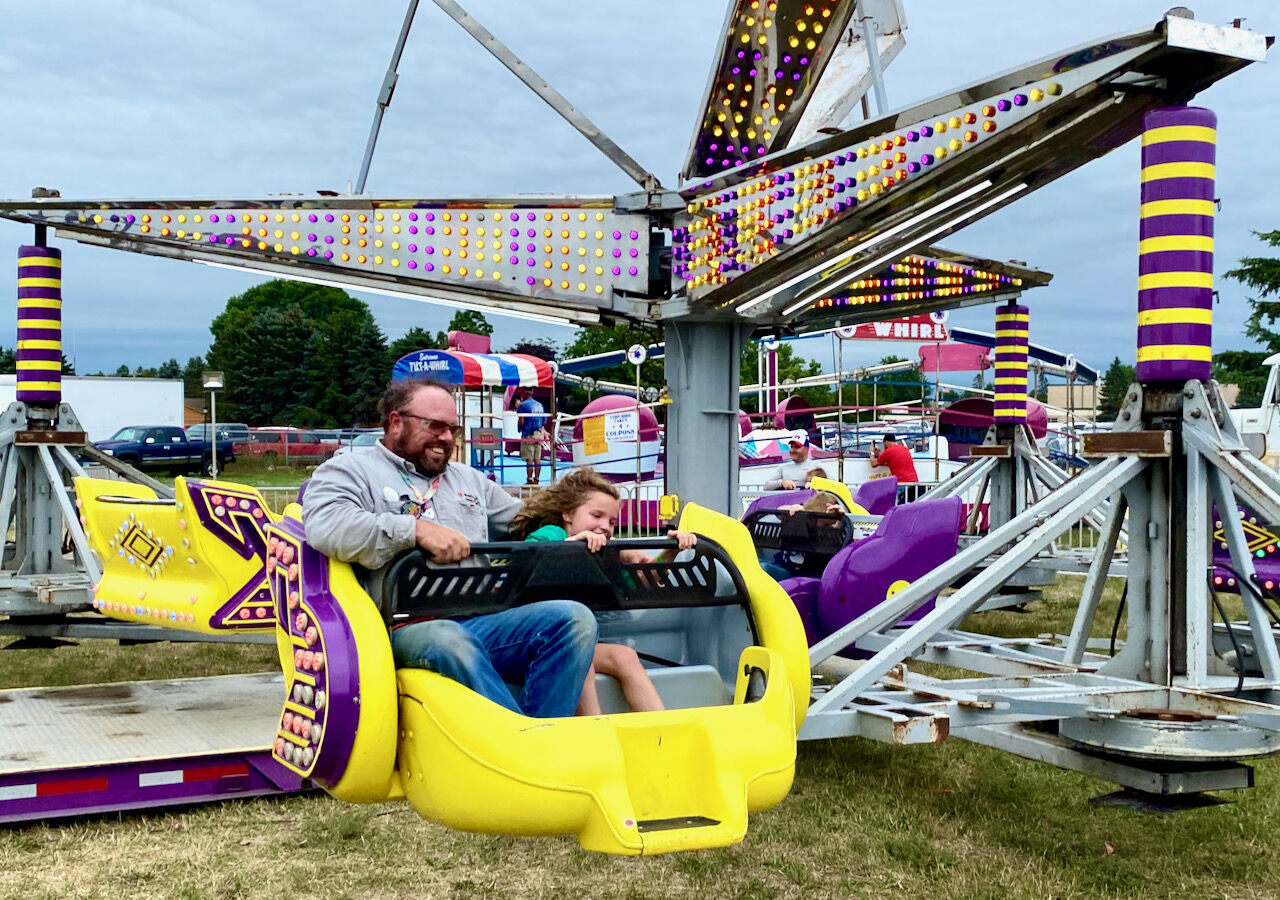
[266,518,361,790]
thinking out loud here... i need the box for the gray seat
[591,664,732,714]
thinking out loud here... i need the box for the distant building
[184,398,207,428]
[1045,383,1100,423]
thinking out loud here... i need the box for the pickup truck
[94,426,235,476]
[232,429,338,462]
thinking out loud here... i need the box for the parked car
[333,430,383,456]
[233,428,339,461]
[95,425,235,475]
[186,422,252,444]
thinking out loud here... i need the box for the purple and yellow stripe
[16,245,63,405]
[993,302,1029,423]
[1137,107,1215,383]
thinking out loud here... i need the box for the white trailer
[1228,352,1280,470]
[0,374,184,442]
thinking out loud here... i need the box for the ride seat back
[383,539,758,694]
[816,496,965,640]
[742,508,855,578]
[852,477,898,515]
[741,489,815,520]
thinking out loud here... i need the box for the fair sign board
[583,416,607,455]
[836,312,949,342]
[582,409,639,456]
[469,427,502,451]
[604,410,638,443]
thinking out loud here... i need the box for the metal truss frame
[799,380,1280,794]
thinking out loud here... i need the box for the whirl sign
[836,312,949,342]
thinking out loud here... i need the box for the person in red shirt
[869,432,918,483]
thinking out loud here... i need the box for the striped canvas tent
[391,349,554,388]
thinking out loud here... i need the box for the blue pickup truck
[95,425,235,476]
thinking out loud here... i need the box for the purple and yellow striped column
[1137,107,1216,383]
[16,245,63,405]
[993,301,1029,424]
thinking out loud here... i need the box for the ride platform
[0,672,304,823]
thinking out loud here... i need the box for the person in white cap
[764,433,812,490]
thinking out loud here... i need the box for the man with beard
[763,434,813,491]
[303,379,597,718]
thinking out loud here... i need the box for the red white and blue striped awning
[392,349,554,388]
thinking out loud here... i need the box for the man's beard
[387,433,450,477]
[415,450,449,478]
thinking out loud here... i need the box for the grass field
[1,576,1277,900]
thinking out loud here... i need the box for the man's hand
[780,478,797,490]
[415,519,471,563]
[569,530,608,552]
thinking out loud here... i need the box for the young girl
[508,468,697,716]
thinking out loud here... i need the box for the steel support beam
[663,318,752,515]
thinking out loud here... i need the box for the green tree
[1034,368,1049,403]
[1099,356,1135,421]
[387,327,438,363]
[1226,229,1280,351]
[561,323,664,406]
[114,364,131,377]
[1213,349,1268,408]
[738,341,832,417]
[156,358,182,379]
[439,309,493,341]
[183,356,207,397]
[297,307,387,426]
[207,280,388,425]
[505,341,556,361]
[859,355,930,420]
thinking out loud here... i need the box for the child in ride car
[508,468,697,716]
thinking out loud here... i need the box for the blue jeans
[390,600,597,718]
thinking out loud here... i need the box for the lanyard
[399,469,442,520]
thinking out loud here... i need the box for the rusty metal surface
[1082,430,1172,458]
[13,430,86,445]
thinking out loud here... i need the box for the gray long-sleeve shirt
[763,458,813,491]
[302,441,522,586]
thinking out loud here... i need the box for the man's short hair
[378,379,451,429]
[883,432,898,443]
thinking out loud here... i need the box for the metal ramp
[0,672,304,822]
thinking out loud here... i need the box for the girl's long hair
[507,467,620,539]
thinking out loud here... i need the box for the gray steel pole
[432,0,659,190]
[858,16,889,117]
[355,0,422,194]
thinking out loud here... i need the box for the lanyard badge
[399,472,442,520]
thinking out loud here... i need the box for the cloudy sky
[0,1,1275,380]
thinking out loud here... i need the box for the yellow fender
[808,476,868,516]
[397,643,795,855]
[676,503,810,729]
[266,500,808,854]
[75,475,278,634]
[389,503,809,854]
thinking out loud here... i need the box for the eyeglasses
[397,412,463,439]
